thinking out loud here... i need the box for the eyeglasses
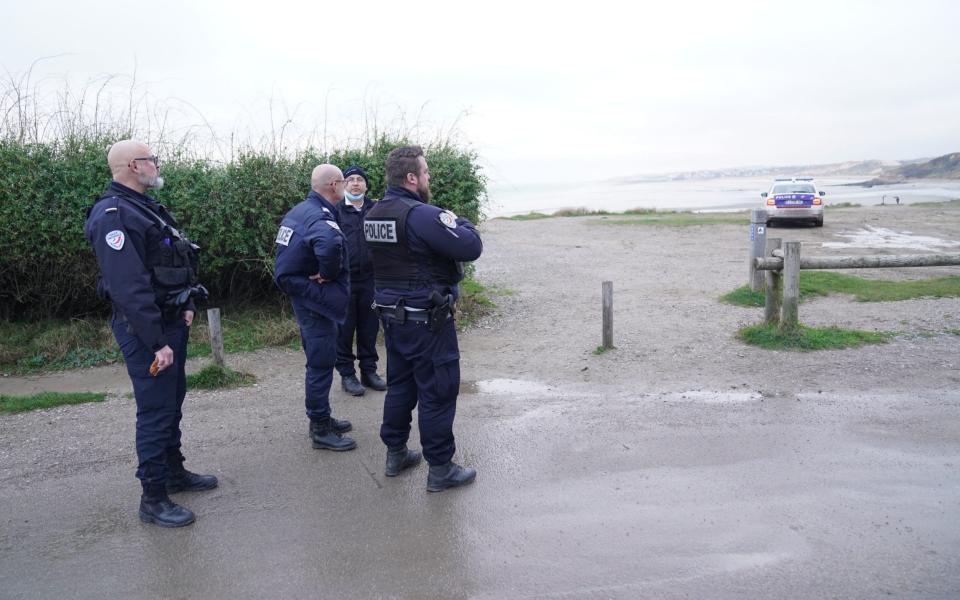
[330,179,345,185]
[345,176,366,183]
[132,156,160,167]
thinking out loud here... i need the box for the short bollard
[749,209,768,292]
[207,307,225,366]
[601,281,613,349]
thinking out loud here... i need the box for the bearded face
[138,172,165,190]
[417,177,431,204]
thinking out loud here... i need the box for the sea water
[485,176,960,218]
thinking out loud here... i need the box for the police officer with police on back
[85,139,217,528]
[274,164,356,452]
[364,146,483,491]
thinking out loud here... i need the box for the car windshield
[773,183,815,194]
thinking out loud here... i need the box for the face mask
[344,191,364,202]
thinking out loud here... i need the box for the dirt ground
[1,204,959,599]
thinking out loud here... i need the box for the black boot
[361,371,387,391]
[309,419,357,451]
[426,461,477,492]
[385,445,422,477]
[330,416,352,434]
[139,485,195,528]
[341,374,365,396]
[166,467,219,493]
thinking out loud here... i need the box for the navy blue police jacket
[273,191,350,323]
[84,181,196,352]
[334,196,375,282]
[367,186,483,309]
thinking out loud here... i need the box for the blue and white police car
[761,177,825,227]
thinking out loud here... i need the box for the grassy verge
[739,323,893,351]
[911,198,960,208]
[187,307,300,358]
[2,275,497,374]
[506,212,555,220]
[0,391,107,414]
[825,202,861,209]
[722,272,960,307]
[505,207,749,227]
[186,364,256,389]
[457,273,496,329]
[600,212,749,227]
[0,305,301,375]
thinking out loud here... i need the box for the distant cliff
[892,152,960,179]
[853,152,960,186]
[613,152,960,186]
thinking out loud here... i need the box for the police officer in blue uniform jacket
[274,164,356,451]
[334,165,387,397]
[363,146,483,491]
[84,140,217,528]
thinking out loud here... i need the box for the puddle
[822,226,960,251]
[662,390,763,404]
[460,378,553,396]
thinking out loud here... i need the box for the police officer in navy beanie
[85,139,217,528]
[364,146,483,491]
[274,164,356,452]
[334,166,387,396]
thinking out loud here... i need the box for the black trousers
[379,315,459,466]
[335,279,380,377]
[112,312,189,489]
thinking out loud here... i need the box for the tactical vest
[363,196,461,290]
[93,191,204,309]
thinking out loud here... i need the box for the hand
[309,273,328,284]
[154,346,174,373]
[183,310,195,327]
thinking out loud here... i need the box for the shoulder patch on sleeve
[105,207,118,213]
[276,225,294,246]
[438,210,458,229]
[105,230,125,250]
[325,220,342,233]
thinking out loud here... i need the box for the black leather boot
[309,419,357,451]
[330,416,352,434]
[166,467,219,493]
[361,371,387,391]
[426,461,477,492]
[341,374,365,396]
[139,485,196,527]
[385,445,422,477]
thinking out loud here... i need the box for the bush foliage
[0,136,486,320]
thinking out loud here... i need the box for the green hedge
[0,136,486,320]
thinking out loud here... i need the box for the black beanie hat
[343,165,368,185]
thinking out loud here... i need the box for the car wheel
[814,217,823,227]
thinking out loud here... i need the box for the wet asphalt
[2,377,959,599]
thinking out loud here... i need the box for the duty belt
[375,297,453,332]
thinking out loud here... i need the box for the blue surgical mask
[344,191,364,202]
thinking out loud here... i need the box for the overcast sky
[3,0,958,187]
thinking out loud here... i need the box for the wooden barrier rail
[752,240,960,330]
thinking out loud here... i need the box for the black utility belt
[379,308,431,323]
[375,304,452,329]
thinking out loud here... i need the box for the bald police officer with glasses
[85,139,217,528]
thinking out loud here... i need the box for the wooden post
[764,238,782,326]
[601,281,613,349]
[781,242,801,332]
[749,209,768,292]
[207,307,225,367]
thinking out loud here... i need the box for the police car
[761,177,825,227]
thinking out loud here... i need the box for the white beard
[139,173,165,190]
